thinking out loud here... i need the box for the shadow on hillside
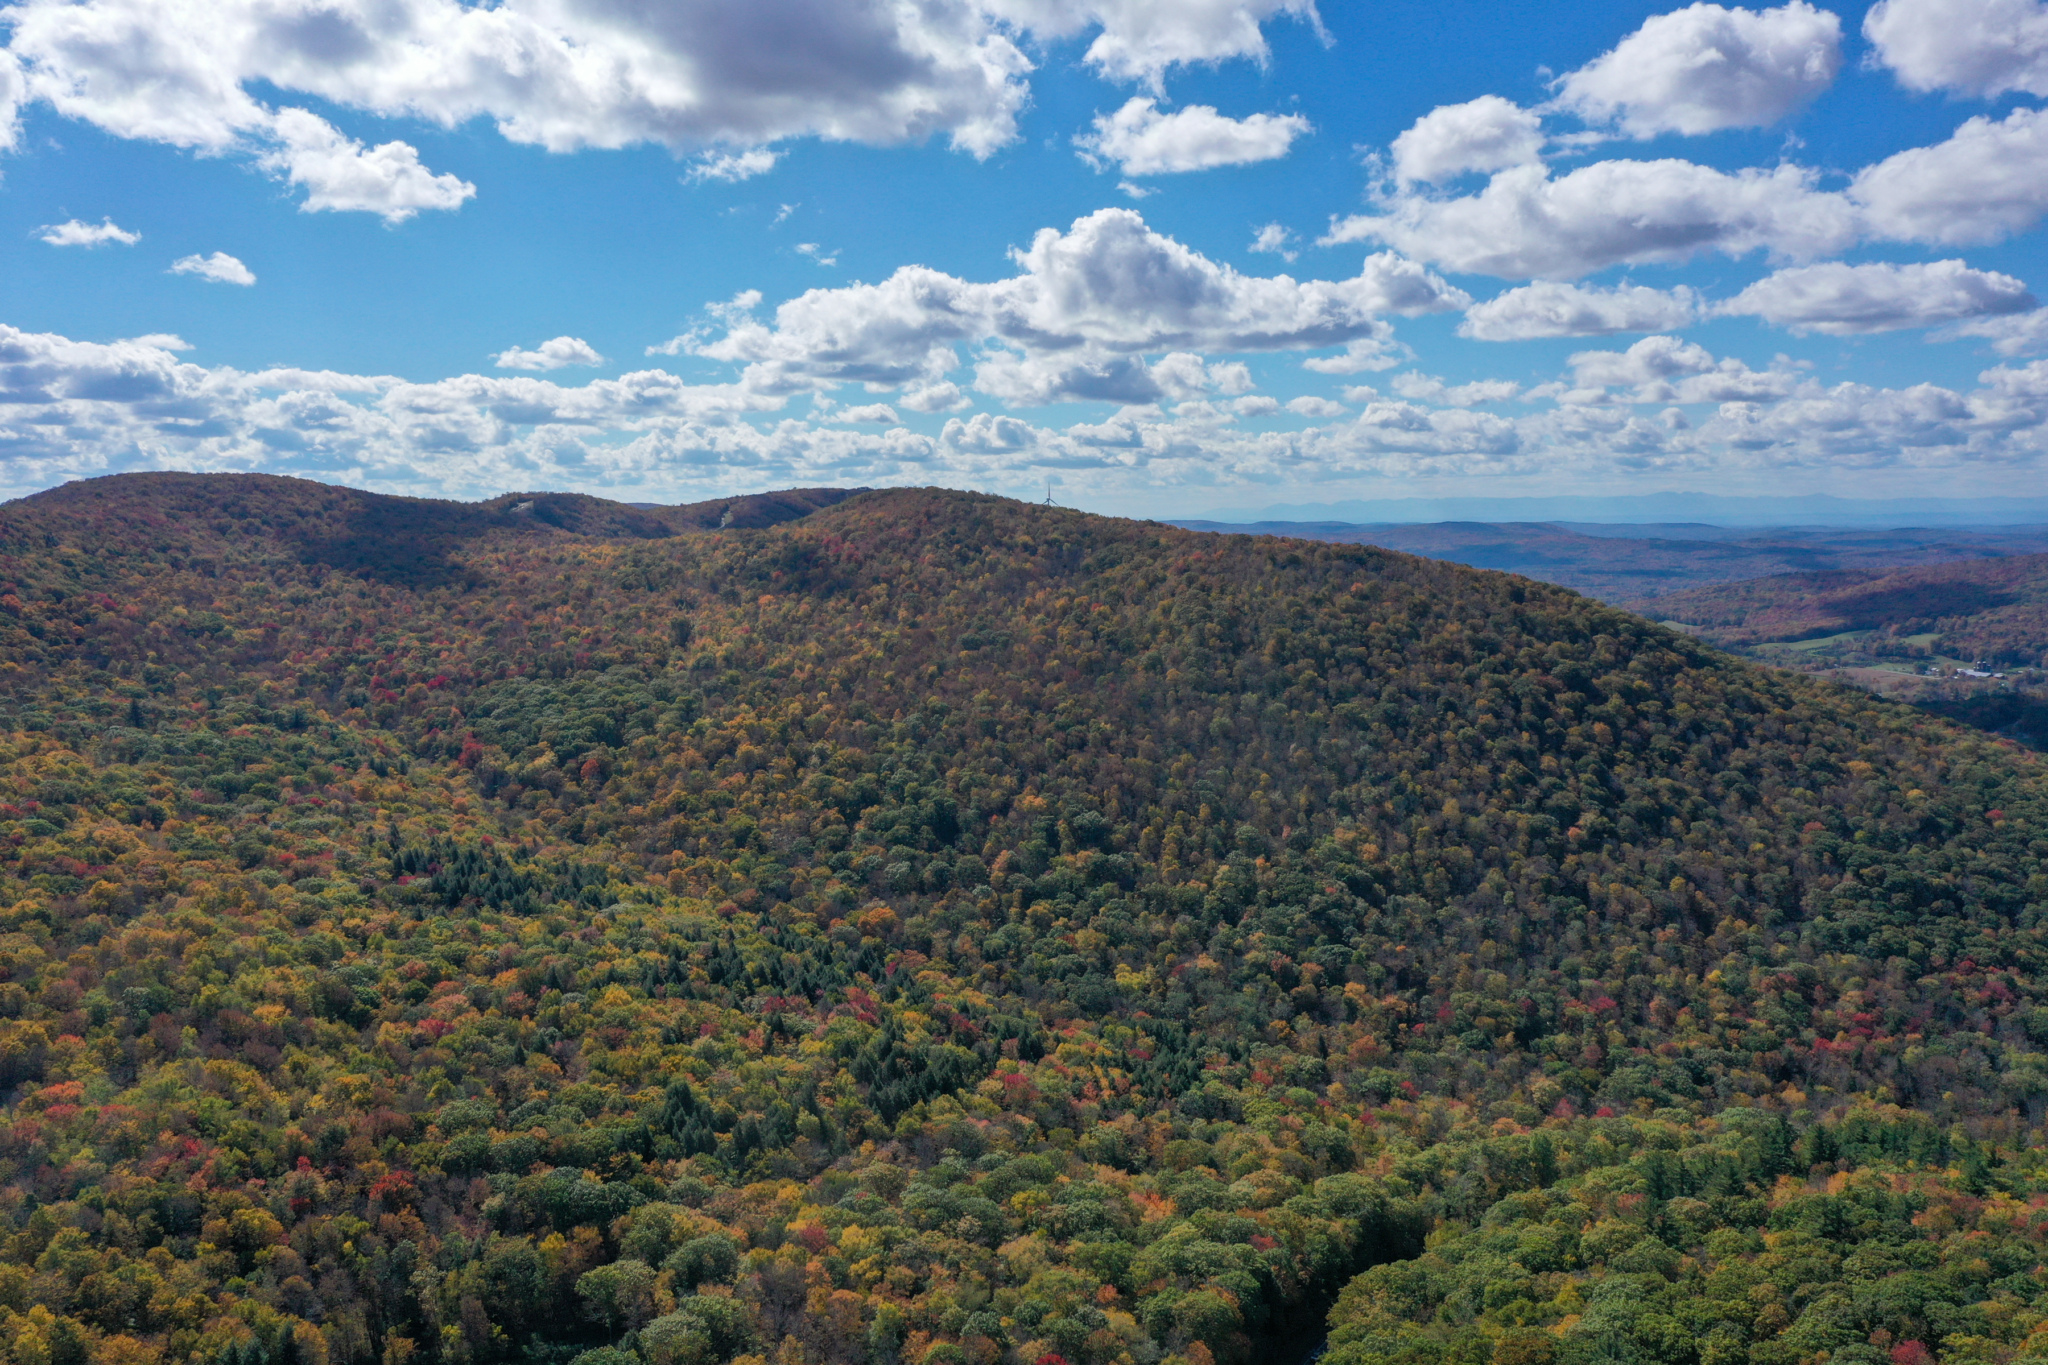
[658,487,866,530]
[1920,693,2048,751]
[290,500,503,589]
[1830,580,2016,630]
[482,493,678,539]
[286,486,868,588]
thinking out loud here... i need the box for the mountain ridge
[6,473,866,588]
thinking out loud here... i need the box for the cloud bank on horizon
[2,0,2048,508]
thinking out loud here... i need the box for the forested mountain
[2,473,2048,1365]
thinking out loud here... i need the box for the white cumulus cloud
[668,208,1464,402]
[1390,96,1543,186]
[1075,97,1309,175]
[0,50,20,156]
[1391,373,1524,406]
[1329,102,2048,281]
[688,148,779,183]
[10,319,2048,500]
[0,0,1324,219]
[3,0,1036,166]
[1208,360,1254,394]
[1316,401,1523,462]
[1551,1,1842,137]
[169,252,255,285]
[1942,310,2048,356]
[1864,0,2048,99]
[1460,281,1702,340]
[683,266,985,392]
[833,403,901,423]
[1145,352,1217,400]
[1327,159,1857,279]
[941,411,1038,452]
[900,381,972,411]
[972,348,1256,406]
[38,217,140,247]
[1301,323,1408,373]
[1249,223,1296,260]
[1718,260,2036,335]
[494,336,606,371]
[1567,335,1798,403]
[1286,395,1344,417]
[259,107,474,222]
[1851,107,2048,247]
[986,0,1325,86]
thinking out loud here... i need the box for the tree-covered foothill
[0,474,2043,1365]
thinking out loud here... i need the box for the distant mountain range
[1210,491,2048,528]
[1170,518,2048,601]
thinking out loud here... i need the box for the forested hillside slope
[2,474,2048,1365]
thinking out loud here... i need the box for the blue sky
[3,0,2048,516]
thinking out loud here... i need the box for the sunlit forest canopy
[1,473,2046,1365]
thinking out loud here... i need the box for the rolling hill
[2,474,2047,1365]
[1629,553,2048,668]
[1627,554,2048,752]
